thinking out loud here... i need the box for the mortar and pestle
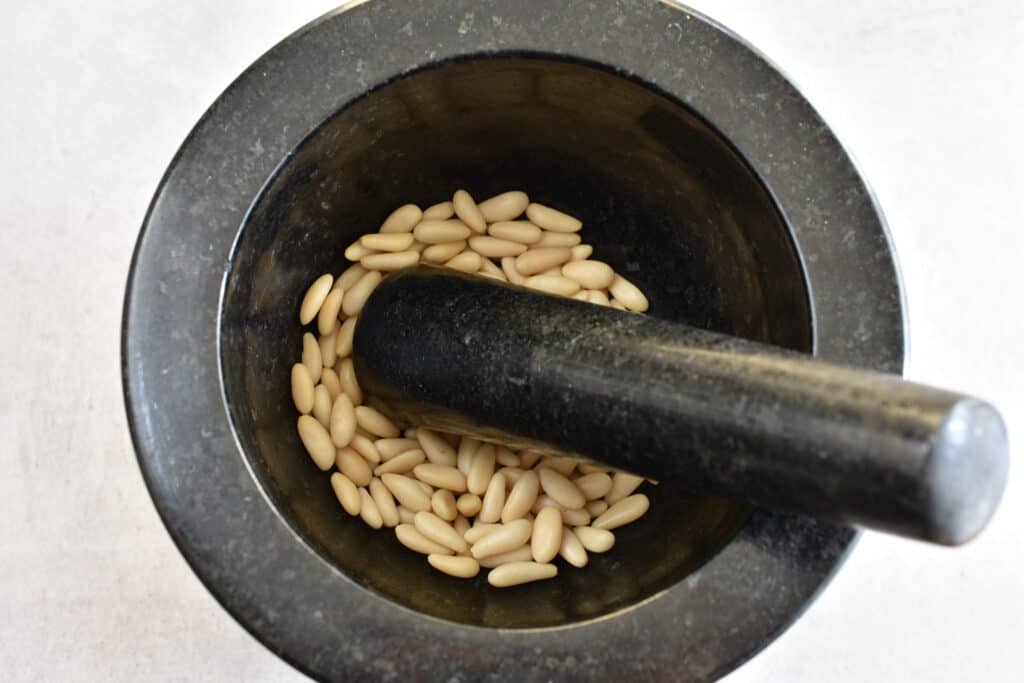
[122,0,1008,680]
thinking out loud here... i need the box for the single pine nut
[414,511,469,553]
[488,221,542,244]
[463,523,501,544]
[540,456,577,476]
[413,219,472,244]
[574,526,616,552]
[370,478,400,527]
[317,289,344,336]
[336,447,372,487]
[376,438,420,460]
[300,273,334,325]
[413,463,467,492]
[467,443,496,495]
[431,489,458,521]
[577,462,608,475]
[526,203,582,233]
[478,191,529,222]
[524,274,581,297]
[561,507,591,527]
[515,246,572,275]
[571,244,593,260]
[312,384,332,427]
[531,507,563,563]
[495,446,520,467]
[609,274,649,312]
[498,467,525,487]
[381,474,432,512]
[562,260,615,290]
[355,405,399,438]
[478,472,507,523]
[320,368,342,400]
[453,514,471,537]
[397,506,416,524]
[445,250,482,273]
[291,363,315,414]
[478,544,533,568]
[360,250,420,271]
[587,290,610,306]
[470,519,532,559]
[360,232,415,252]
[338,358,362,404]
[453,189,487,233]
[488,561,557,587]
[423,201,454,220]
[328,393,356,447]
[518,450,543,469]
[342,270,383,317]
[301,333,323,383]
[337,263,366,291]
[559,527,588,568]
[538,468,586,509]
[469,235,528,258]
[500,256,526,284]
[344,240,375,261]
[456,437,479,475]
[417,428,457,466]
[605,472,646,505]
[379,204,423,233]
[478,257,507,281]
[592,494,650,530]
[358,487,383,528]
[502,469,539,522]
[428,554,480,578]
[574,472,613,500]
[538,231,583,248]
[456,493,482,518]
[319,328,338,370]
[335,316,357,359]
[585,500,609,517]
[373,449,425,475]
[395,523,452,555]
[297,415,334,470]
[330,472,361,515]
[421,240,466,263]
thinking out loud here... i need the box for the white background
[1,1,1021,680]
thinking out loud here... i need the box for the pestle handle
[352,267,1008,545]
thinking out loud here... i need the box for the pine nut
[573,291,590,301]
[428,554,480,578]
[531,507,563,563]
[478,191,529,222]
[379,204,423,233]
[413,219,472,244]
[417,428,457,466]
[354,405,399,438]
[453,514,471,537]
[539,456,577,476]
[358,487,383,529]
[559,527,588,568]
[574,472,613,500]
[587,290,610,306]
[373,449,425,475]
[330,472,361,516]
[337,358,362,404]
[421,240,466,263]
[414,511,469,553]
[515,246,572,275]
[574,526,616,552]
[585,500,609,517]
[369,478,400,527]
[467,443,496,495]
[478,257,507,281]
[360,250,420,271]
[320,367,341,400]
[538,468,586,509]
[376,438,420,460]
[497,466,525,487]
[488,221,542,244]
[344,240,375,262]
[500,256,526,284]
[570,244,593,260]
[463,523,501,544]
[297,415,334,470]
[456,437,479,475]
[301,333,323,383]
[478,472,507,523]
[456,493,482,518]
[413,463,467,492]
[381,474,432,512]
[577,462,608,475]
[329,393,356,447]
[525,274,580,297]
[336,447,372,487]
[526,203,582,233]
[494,447,519,467]
[336,263,366,291]
[478,544,533,568]
[335,316,357,359]
[319,328,338,370]
[502,469,539,522]
[469,235,528,258]
[445,250,482,273]
[605,472,645,505]
[453,189,487,233]
[470,519,532,559]
[561,507,591,527]
[300,273,334,325]
[312,384,332,427]
[291,364,315,414]
[431,489,458,521]
[422,201,454,220]
[342,270,383,317]
[562,260,615,290]
[609,274,649,312]
[610,299,626,310]
[592,494,650,530]
[395,523,452,555]
[535,231,581,247]
[487,561,558,587]
[360,232,415,252]
[518,450,543,469]
[316,289,344,336]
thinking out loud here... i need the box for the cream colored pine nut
[342,270,383,317]
[413,463,467,492]
[478,472,507,523]
[428,553,480,578]
[477,545,531,568]
[478,191,529,222]
[423,201,454,220]
[514,246,572,275]
[381,474,433,512]
[463,522,501,544]
[488,221,542,244]
[350,435,381,464]
[376,438,420,460]
[336,447,372,487]
[417,428,457,466]
[562,260,615,290]
[535,231,582,247]
[495,447,520,467]
[501,469,540,522]
[592,494,650,530]
[312,384,333,427]
[574,526,616,552]
[453,189,487,233]
[291,363,315,414]
[561,507,591,527]
[358,487,383,528]
[330,472,361,516]
[468,235,529,258]
[373,449,425,475]
[538,468,586,509]
[301,333,323,383]
[574,472,613,500]
[338,358,362,404]
[300,273,334,325]
[488,561,557,587]
[497,467,525,487]
[431,489,458,521]
[329,393,357,448]
[344,240,375,262]
[609,274,649,312]
[538,455,577,477]
[354,405,399,437]
[453,514,471,537]
[397,506,417,525]
[379,204,423,233]
[320,367,342,400]
[360,250,420,271]
[531,507,563,564]
[470,519,532,559]
[335,316,357,359]
[414,511,469,553]
[414,479,434,496]
[360,232,415,252]
[369,478,400,527]
[413,219,472,243]
[456,437,479,475]
[587,290,611,306]
[500,256,526,284]
[467,443,496,495]
[395,523,452,555]
[316,289,344,336]
[531,494,560,515]
[297,415,334,470]
[526,203,582,233]
[518,450,543,469]
[319,328,338,370]
[559,527,589,568]
[444,250,482,273]
[570,244,593,260]
[337,263,367,291]
[605,472,645,505]
[478,257,507,281]
[456,493,482,518]
[524,275,581,297]
[585,500,609,517]
[421,240,466,263]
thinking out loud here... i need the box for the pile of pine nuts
[292,190,651,587]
